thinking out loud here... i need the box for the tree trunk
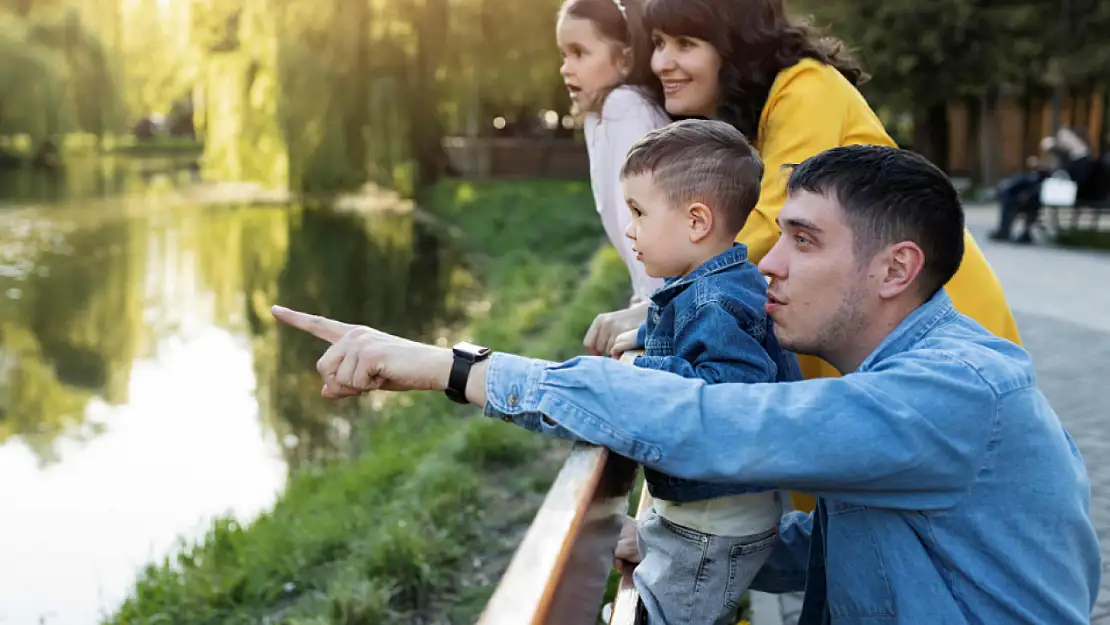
[405,218,442,332]
[341,0,371,177]
[409,0,450,198]
[912,102,949,172]
[977,89,998,188]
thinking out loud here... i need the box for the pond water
[0,158,467,624]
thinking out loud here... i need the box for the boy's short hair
[620,119,763,234]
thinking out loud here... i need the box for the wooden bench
[1044,198,1110,235]
[1036,162,1110,239]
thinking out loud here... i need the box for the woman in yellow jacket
[583,0,1022,512]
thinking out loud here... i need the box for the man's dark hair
[621,119,763,234]
[786,145,965,299]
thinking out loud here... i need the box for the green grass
[64,134,205,157]
[1056,228,1110,251]
[106,179,634,624]
[100,138,204,157]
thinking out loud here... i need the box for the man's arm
[634,300,776,384]
[482,351,995,511]
[269,305,993,511]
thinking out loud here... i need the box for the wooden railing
[477,443,637,624]
[478,352,649,625]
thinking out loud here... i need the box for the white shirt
[584,86,670,301]
[653,491,783,537]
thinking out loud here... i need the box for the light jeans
[634,508,778,625]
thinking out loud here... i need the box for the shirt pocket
[825,501,897,620]
[643,336,674,356]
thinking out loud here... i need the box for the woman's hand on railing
[584,301,649,356]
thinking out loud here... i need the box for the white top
[653,491,782,537]
[584,86,670,301]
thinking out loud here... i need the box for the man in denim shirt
[605,120,801,624]
[275,145,1101,624]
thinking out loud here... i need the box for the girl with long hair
[558,0,669,312]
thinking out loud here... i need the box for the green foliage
[104,179,632,623]
[1054,0,1110,85]
[425,180,630,361]
[804,0,1110,112]
[0,202,145,463]
[0,3,124,141]
[189,0,569,193]
[1056,227,1110,251]
[0,10,70,138]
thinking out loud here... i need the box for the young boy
[610,119,802,625]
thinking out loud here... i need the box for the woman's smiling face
[650,30,722,118]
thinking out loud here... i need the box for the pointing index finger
[271,305,356,344]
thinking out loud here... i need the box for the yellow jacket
[739,60,1022,511]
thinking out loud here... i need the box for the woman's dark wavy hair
[560,0,663,114]
[644,0,867,141]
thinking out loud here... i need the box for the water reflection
[0,163,466,624]
[0,155,200,202]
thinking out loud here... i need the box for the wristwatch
[445,341,492,404]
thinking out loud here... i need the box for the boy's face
[621,173,700,279]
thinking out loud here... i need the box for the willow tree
[0,4,123,148]
[0,10,69,142]
[191,0,568,195]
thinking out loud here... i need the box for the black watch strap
[446,342,491,404]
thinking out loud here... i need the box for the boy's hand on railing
[610,330,640,360]
[613,514,642,575]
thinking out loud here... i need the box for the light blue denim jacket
[633,243,801,502]
[483,290,1101,624]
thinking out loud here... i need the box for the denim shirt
[633,243,802,502]
[483,290,1101,624]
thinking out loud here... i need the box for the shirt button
[508,394,519,407]
[652,312,660,322]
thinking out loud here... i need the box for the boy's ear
[686,201,713,243]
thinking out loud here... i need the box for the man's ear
[686,202,714,243]
[876,241,925,299]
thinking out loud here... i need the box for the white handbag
[1040,174,1078,207]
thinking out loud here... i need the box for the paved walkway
[754,205,1110,624]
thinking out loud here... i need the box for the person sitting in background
[989,126,1099,244]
